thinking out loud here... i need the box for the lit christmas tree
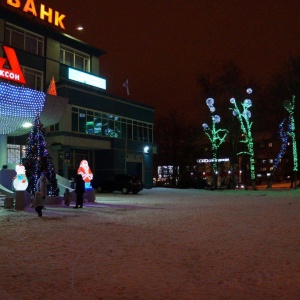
[229,88,256,190]
[23,113,59,196]
[202,98,228,187]
[47,76,57,96]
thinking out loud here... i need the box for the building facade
[0,4,155,189]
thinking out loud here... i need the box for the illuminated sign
[68,68,107,90]
[197,158,230,163]
[6,0,66,29]
[0,45,26,84]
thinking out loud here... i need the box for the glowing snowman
[13,164,28,191]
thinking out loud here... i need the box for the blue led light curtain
[0,82,45,134]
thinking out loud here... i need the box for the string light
[0,82,45,134]
[229,88,256,186]
[24,113,59,197]
[273,117,291,171]
[284,96,298,173]
[202,97,228,175]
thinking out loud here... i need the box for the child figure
[33,191,44,217]
[64,188,71,206]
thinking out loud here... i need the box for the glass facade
[5,23,44,56]
[60,45,90,72]
[67,106,153,142]
[7,144,26,164]
[22,67,43,91]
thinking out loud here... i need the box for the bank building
[0,3,155,204]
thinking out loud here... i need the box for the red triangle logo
[0,45,26,84]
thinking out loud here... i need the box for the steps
[0,192,5,207]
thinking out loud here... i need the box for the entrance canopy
[0,82,68,136]
[0,82,45,134]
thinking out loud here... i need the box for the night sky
[27,1,300,123]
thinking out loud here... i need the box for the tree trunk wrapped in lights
[283,96,298,189]
[267,117,291,189]
[229,88,256,190]
[202,98,228,188]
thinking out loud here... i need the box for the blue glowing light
[206,98,214,106]
[0,82,45,134]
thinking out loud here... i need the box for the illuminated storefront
[0,3,155,189]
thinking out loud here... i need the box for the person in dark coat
[63,188,71,206]
[74,174,85,208]
[36,172,49,200]
[33,191,44,217]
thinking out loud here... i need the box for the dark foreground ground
[1,187,300,299]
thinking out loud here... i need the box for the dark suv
[91,174,144,194]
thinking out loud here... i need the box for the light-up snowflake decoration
[202,97,228,175]
[229,88,256,188]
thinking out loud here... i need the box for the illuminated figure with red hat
[77,160,93,188]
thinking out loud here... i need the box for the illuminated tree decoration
[0,82,45,134]
[283,96,298,188]
[229,88,256,189]
[202,98,229,175]
[47,76,57,96]
[267,117,291,189]
[23,113,59,196]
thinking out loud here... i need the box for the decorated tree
[283,96,298,189]
[267,117,291,189]
[202,98,228,187]
[229,88,256,190]
[23,113,59,196]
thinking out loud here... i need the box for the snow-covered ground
[1,187,299,300]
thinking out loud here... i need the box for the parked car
[91,174,144,194]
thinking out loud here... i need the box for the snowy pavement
[0,187,300,299]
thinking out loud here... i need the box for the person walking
[64,188,71,206]
[36,172,49,200]
[74,174,85,208]
[33,191,44,217]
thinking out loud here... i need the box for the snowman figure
[13,164,28,191]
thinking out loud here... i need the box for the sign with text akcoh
[0,46,26,84]
[6,0,66,29]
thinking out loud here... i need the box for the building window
[50,123,59,132]
[79,110,86,133]
[22,67,43,91]
[269,159,273,164]
[5,23,44,56]
[70,106,153,143]
[7,144,26,164]
[60,46,90,72]
[127,120,133,140]
[72,107,79,132]
[268,143,273,147]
